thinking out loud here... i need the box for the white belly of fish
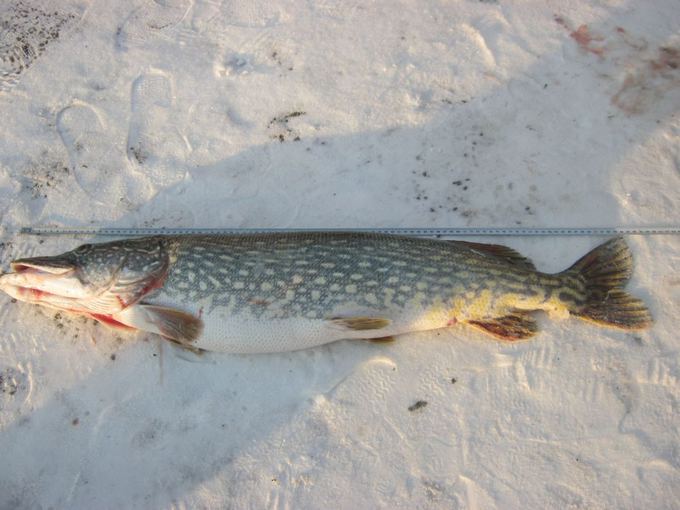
[198,318,442,353]
[192,312,435,353]
[192,316,346,353]
[145,296,446,353]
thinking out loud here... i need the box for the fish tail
[564,237,652,330]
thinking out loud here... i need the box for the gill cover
[68,237,171,313]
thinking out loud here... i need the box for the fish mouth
[0,276,62,304]
[0,260,92,308]
[11,256,77,275]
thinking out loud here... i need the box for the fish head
[0,238,170,313]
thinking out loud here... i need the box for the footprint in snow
[57,102,150,207]
[116,0,190,51]
[0,0,84,92]
[127,71,188,187]
[190,0,286,31]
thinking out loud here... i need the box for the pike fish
[0,233,652,353]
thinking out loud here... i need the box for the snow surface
[0,0,679,508]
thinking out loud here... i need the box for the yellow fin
[328,316,391,331]
[468,313,538,341]
[574,289,652,330]
[564,238,652,330]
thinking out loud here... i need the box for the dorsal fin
[451,241,536,270]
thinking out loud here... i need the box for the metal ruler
[18,226,680,237]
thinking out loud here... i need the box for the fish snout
[0,264,92,304]
[11,256,77,274]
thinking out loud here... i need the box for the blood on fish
[18,287,50,300]
[30,288,47,300]
[112,274,166,309]
[90,313,134,330]
[139,273,167,296]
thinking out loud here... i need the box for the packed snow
[0,0,678,508]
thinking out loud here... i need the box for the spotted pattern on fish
[154,233,548,321]
[0,233,652,353]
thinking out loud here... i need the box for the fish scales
[160,234,520,317]
[0,233,652,353]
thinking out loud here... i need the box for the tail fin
[566,237,652,330]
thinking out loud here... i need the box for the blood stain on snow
[555,16,679,115]
[612,45,680,115]
[649,46,679,72]
[554,16,605,57]
[569,25,606,56]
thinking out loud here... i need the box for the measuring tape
[18,226,680,237]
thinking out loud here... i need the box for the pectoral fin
[468,313,538,341]
[112,304,204,345]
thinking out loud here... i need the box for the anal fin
[468,313,538,341]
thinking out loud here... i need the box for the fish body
[0,233,652,353]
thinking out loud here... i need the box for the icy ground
[0,0,679,508]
